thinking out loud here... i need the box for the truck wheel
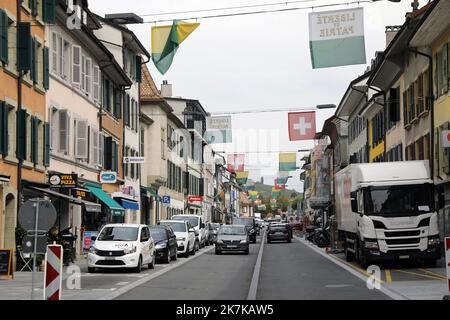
[357,241,369,268]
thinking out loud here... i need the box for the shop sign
[123,157,145,164]
[188,195,203,203]
[49,174,77,188]
[100,172,117,184]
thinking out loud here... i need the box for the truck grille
[385,238,421,245]
[384,230,421,238]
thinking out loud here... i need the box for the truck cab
[336,161,442,267]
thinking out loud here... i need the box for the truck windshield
[364,184,433,216]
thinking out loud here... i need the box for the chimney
[385,25,402,48]
[161,80,172,97]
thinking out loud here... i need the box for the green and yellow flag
[279,153,297,172]
[151,20,200,75]
[236,171,249,185]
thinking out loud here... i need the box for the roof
[140,64,164,102]
[335,71,370,118]
[410,0,449,47]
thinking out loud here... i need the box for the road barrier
[44,244,63,300]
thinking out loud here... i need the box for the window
[113,88,122,119]
[103,79,111,112]
[416,138,424,161]
[93,65,100,103]
[75,119,88,160]
[140,128,145,157]
[388,87,400,127]
[58,109,70,154]
[435,44,449,98]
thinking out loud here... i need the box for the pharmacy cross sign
[288,112,316,141]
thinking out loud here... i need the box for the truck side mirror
[350,191,358,213]
[438,193,445,210]
[91,236,97,242]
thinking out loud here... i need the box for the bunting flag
[227,154,245,172]
[276,176,289,185]
[249,191,259,201]
[309,8,366,69]
[236,171,249,185]
[151,20,200,75]
[272,188,281,199]
[274,180,286,190]
[279,153,297,172]
[288,112,316,141]
[245,185,256,192]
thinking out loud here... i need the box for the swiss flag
[288,112,316,141]
[274,179,286,190]
[227,154,245,172]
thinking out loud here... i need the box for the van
[171,214,206,248]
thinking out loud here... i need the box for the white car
[172,214,206,248]
[159,220,196,257]
[87,224,155,273]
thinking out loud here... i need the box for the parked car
[159,220,196,257]
[87,224,155,273]
[208,223,221,244]
[149,225,178,263]
[215,225,249,255]
[233,217,257,243]
[172,214,206,248]
[267,223,292,243]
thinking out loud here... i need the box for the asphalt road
[115,234,390,300]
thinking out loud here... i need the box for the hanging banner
[152,20,200,75]
[288,112,316,141]
[279,153,297,171]
[309,8,366,69]
[205,116,232,144]
[227,154,245,172]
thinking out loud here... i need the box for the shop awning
[0,174,10,185]
[86,186,125,217]
[142,187,161,201]
[118,198,140,210]
[28,187,101,213]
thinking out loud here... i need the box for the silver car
[215,225,249,255]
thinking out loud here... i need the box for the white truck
[335,161,442,267]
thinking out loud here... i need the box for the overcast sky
[90,0,428,192]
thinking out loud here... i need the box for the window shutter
[31,117,39,164]
[17,109,27,160]
[443,44,449,94]
[99,132,104,167]
[58,109,69,154]
[104,136,112,170]
[0,101,7,155]
[93,65,100,102]
[124,93,129,126]
[124,146,129,177]
[72,45,81,86]
[51,32,57,74]
[0,10,8,64]
[44,47,50,90]
[30,0,38,17]
[81,55,86,91]
[85,58,92,96]
[103,79,110,111]
[43,0,56,24]
[136,56,142,83]
[44,122,50,166]
[30,38,37,83]
[75,119,88,159]
[115,90,122,119]
[17,22,32,71]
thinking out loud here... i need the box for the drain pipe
[16,0,23,216]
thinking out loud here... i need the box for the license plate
[227,245,237,248]
[275,232,284,236]
[399,255,409,260]
[105,257,116,261]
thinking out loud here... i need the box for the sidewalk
[295,235,449,300]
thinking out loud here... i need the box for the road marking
[294,236,408,300]
[99,245,215,300]
[418,268,447,280]
[331,254,385,284]
[115,282,130,286]
[247,229,266,300]
[393,269,447,281]
[385,270,392,284]
[325,284,353,288]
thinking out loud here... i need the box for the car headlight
[216,239,223,244]
[124,246,137,255]
[240,240,248,244]
[364,241,379,250]
[89,247,98,255]
[156,242,168,249]
[428,238,440,246]
[177,237,186,242]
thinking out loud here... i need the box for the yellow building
[410,0,450,238]
[0,1,53,250]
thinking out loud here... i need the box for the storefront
[141,187,161,225]
[85,185,125,226]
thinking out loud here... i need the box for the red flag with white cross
[227,154,245,173]
[288,112,316,141]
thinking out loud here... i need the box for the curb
[293,235,409,301]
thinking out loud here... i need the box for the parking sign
[162,196,171,207]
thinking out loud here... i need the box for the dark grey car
[215,225,249,255]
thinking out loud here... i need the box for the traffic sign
[162,196,171,207]
[18,199,57,232]
[44,244,63,300]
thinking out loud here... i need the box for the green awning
[142,187,161,201]
[86,186,125,217]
